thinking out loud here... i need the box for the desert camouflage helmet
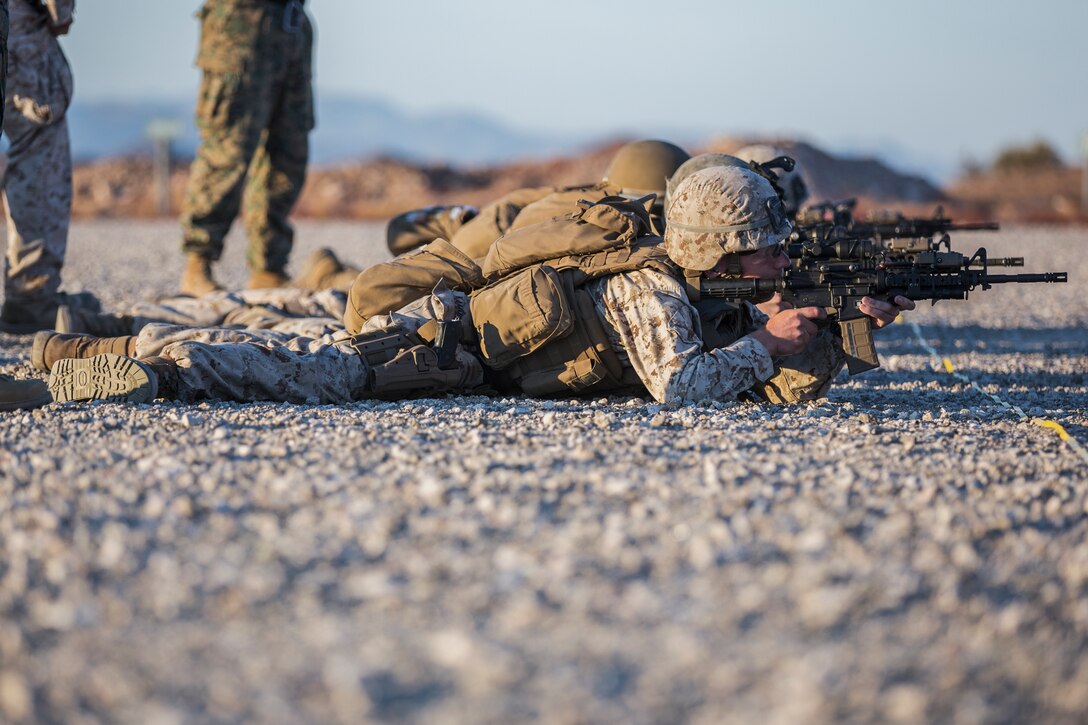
[664,166,792,271]
[665,153,749,212]
[735,144,810,217]
[602,139,691,198]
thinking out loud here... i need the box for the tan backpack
[466,195,677,396]
[345,194,681,396]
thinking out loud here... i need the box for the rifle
[793,204,1000,244]
[786,238,1025,269]
[700,245,1067,375]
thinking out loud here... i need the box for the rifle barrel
[983,273,1067,283]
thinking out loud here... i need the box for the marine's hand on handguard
[859,295,916,329]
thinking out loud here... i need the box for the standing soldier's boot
[247,269,291,290]
[293,248,361,291]
[180,254,223,297]
[31,331,137,372]
[0,374,52,411]
[294,248,343,290]
[49,354,177,404]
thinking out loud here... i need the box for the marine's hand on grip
[749,307,826,357]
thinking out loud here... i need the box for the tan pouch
[512,288,626,396]
[469,265,572,369]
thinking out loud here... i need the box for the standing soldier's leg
[179,1,277,296]
[0,0,47,408]
[2,113,69,307]
[0,2,91,333]
[241,8,313,289]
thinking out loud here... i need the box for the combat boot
[49,354,159,404]
[55,305,136,336]
[247,269,291,290]
[295,248,344,289]
[0,374,51,411]
[180,254,223,297]
[32,331,137,372]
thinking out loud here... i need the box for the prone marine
[40,165,915,406]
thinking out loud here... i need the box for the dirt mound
[61,138,1084,224]
[946,167,1086,224]
[706,137,943,204]
[67,143,622,220]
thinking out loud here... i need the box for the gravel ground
[1,222,1086,724]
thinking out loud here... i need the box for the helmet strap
[684,270,703,302]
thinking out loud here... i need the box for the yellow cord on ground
[907,321,1088,466]
[1034,419,1073,442]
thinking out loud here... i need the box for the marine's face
[739,242,790,279]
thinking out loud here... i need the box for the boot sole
[49,354,158,404]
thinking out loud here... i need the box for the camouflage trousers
[133,288,483,404]
[137,323,367,404]
[2,0,73,305]
[126,287,346,337]
[180,0,314,273]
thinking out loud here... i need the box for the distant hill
[705,138,943,204]
[66,94,584,166]
[49,95,1087,224]
[70,137,956,221]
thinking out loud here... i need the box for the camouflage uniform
[1,0,73,322]
[105,254,833,406]
[130,290,470,403]
[52,164,844,407]
[0,0,6,126]
[137,325,366,404]
[587,269,774,403]
[180,0,314,275]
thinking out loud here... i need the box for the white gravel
[1,222,1086,723]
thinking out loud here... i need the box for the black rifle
[786,238,1024,269]
[700,245,1067,375]
[793,203,1000,244]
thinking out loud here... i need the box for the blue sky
[63,0,1088,174]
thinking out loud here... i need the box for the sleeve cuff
[733,336,775,381]
[745,300,770,327]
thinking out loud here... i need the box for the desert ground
[1,221,1086,723]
